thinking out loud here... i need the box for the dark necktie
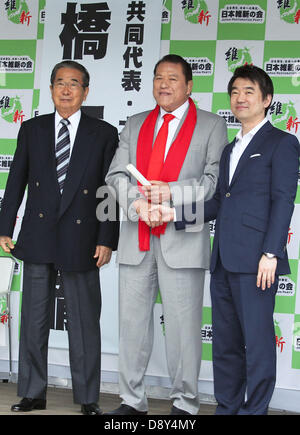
[55,118,70,193]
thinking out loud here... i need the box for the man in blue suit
[0,61,119,414]
[150,65,300,414]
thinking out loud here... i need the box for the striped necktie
[55,118,70,193]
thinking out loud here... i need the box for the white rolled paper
[126,163,151,186]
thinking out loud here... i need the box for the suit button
[225,192,231,198]
[83,189,88,195]
[39,213,44,218]
[36,182,40,187]
[76,219,81,224]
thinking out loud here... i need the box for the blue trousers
[210,258,278,415]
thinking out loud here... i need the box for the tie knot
[60,118,70,127]
[163,113,175,124]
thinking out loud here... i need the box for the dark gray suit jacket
[0,110,119,272]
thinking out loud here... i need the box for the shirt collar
[55,109,81,128]
[236,117,268,142]
[159,99,190,121]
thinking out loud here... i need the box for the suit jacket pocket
[242,213,267,233]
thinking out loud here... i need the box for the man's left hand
[256,254,277,291]
[94,245,112,268]
[142,181,171,204]
[149,204,175,223]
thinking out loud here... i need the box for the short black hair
[154,54,193,83]
[228,65,273,115]
[50,60,90,88]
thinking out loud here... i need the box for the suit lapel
[38,113,61,198]
[58,112,94,218]
[229,121,273,188]
[225,139,235,189]
[172,105,188,142]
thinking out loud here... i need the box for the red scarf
[136,98,197,251]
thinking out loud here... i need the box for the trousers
[17,262,101,404]
[210,258,278,415]
[118,236,205,414]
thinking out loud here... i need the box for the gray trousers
[17,263,101,405]
[118,236,205,414]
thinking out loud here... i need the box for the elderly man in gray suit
[105,54,228,415]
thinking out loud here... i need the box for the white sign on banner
[39,0,162,129]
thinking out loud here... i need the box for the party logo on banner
[217,1,267,40]
[264,41,300,93]
[185,56,213,76]
[5,0,32,26]
[275,260,298,314]
[0,95,25,125]
[270,100,298,133]
[217,109,240,128]
[181,0,211,26]
[219,3,265,24]
[225,46,253,72]
[0,55,34,74]
[0,40,36,89]
[170,40,216,92]
[278,276,296,298]
[0,91,32,139]
[265,57,300,77]
[277,0,300,24]
[274,319,286,353]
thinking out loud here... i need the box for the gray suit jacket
[106,106,228,269]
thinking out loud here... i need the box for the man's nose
[236,93,246,102]
[62,86,71,94]
[160,79,168,88]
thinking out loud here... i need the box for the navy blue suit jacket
[0,111,119,272]
[176,121,300,275]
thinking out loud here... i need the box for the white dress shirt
[229,117,268,184]
[55,109,81,156]
[156,100,190,160]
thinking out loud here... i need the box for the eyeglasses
[53,81,84,90]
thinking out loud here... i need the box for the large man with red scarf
[105,55,227,415]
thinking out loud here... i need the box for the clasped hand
[134,181,175,228]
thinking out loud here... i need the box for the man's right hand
[0,236,14,253]
[133,199,163,228]
[133,198,151,226]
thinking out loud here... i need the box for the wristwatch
[264,252,276,259]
